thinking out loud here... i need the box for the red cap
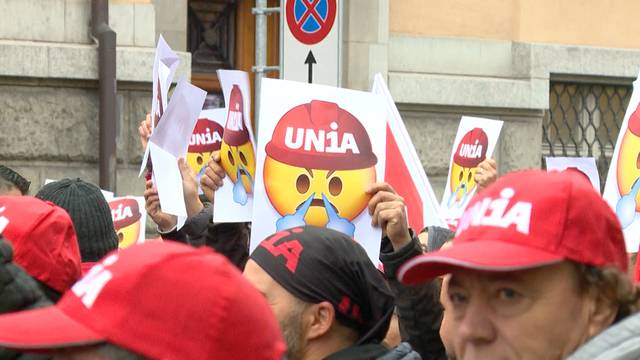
[0,242,286,360]
[108,198,141,230]
[453,128,488,168]
[223,85,251,146]
[188,118,224,153]
[0,196,81,293]
[398,170,627,285]
[265,100,377,170]
[628,103,640,136]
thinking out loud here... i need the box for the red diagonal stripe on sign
[297,0,324,28]
[385,125,425,232]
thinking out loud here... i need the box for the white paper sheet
[546,157,601,191]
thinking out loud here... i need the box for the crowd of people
[0,112,638,360]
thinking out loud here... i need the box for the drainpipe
[91,0,117,192]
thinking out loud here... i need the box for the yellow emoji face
[116,221,141,249]
[220,140,256,193]
[186,151,212,176]
[617,129,640,210]
[450,162,478,201]
[263,156,376,227]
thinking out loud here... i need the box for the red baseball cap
[452,128,488,168]
[0,196,81,293]
[0,241,286,360]
[265,100,377,170]
[398,170,627,285]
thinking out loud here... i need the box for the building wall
[350,0,640,199]
[390,0,640,49]
[0,0,190,206]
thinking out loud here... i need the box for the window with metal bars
[542,80,632,190]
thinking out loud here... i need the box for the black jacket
[380,235,446,360]
[0,237,52,360]
[325,342,421,360]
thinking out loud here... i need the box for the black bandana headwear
[250,225,394,345]
[0,165,30,195]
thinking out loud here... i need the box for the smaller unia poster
[440,117,503,229]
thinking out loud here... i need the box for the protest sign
[187,109,225,193]
[251,78,387,264]
[108,196,146,249]
[371,73,445,231]
[148,79,207,230]
[440,116,503,229]
[546,157,600,191]
[139,35,181,177]
[213,70,257,222]
[604,71,640,252]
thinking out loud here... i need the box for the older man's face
[443,262,614,360]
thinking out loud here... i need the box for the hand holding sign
[367,182,411,251]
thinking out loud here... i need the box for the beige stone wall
[390,0,640,49]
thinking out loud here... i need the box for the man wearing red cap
[0,196,82,301]
[0,241,286,360]
[397,170,639,359]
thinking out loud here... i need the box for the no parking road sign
[282,0,341,86]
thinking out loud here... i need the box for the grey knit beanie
[35,178,118,262]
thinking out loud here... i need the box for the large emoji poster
[604,71,640,252]
[440,117,503,229]
[251,78,387,265]
[213,70,257,222]
[108,196,146,249]
[188,109,225,193]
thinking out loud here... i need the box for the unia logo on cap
[456,187,532,236]
[0,206,7,234]
[72,254,119,308]
[284,121,360,154]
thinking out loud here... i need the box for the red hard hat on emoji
[110,198,141,230]
[223,85,250,146]
[188,118,224,153]
[265,100,377,170]
[453,128,488,168]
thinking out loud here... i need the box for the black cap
[251,226,394,345]
[35,179,118,262]
[0,166,30,195]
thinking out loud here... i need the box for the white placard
[546,157,601,191]
[603,70,640,252]
[251,78,387,265]
[108,196,146,249]
[440,117,504,229]
[213,70,257,222]
[139,35,181,177]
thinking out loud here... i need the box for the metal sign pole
[252,1,280,137]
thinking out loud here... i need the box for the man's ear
[305,301,335,341]
[586,291,618,338]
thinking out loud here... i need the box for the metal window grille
[542,80,632,190]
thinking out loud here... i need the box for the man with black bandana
[244,225,420,360]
